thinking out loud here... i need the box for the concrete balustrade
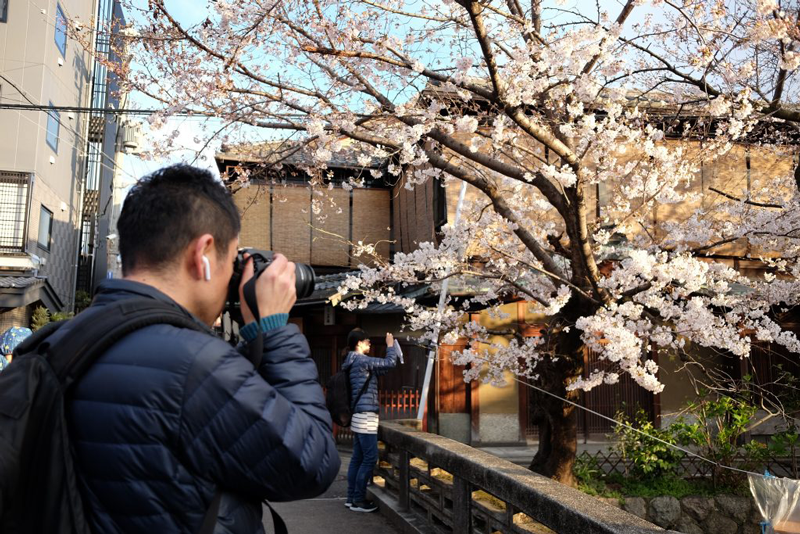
[371,420,674,534]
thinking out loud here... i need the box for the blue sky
[118,0,656,187]
[120,0,221,186]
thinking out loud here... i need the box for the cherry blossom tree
[76,0,800,484]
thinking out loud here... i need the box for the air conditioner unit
[119,121,143,154]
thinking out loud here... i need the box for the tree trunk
[527,305,587,487]
[526,374,579,487]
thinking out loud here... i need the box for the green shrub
[575,395,793,499]
[768,426,799,457]
[30,307,74,331]
[574,454,608,496]
[51,311,74,322]
[31,306,50,331]
[613,408,685,480]
[613,474,747,499]
[74,290,92,312]
[670,392,767,487]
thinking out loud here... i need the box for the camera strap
[242,276,264,368]
[236,277,289,534]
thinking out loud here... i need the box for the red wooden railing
[335,388,421,444]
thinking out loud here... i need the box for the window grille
[0,172,31,253]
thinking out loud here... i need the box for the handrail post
[399,449,410,511]
[453,475,471,533]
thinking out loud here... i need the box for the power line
[0,102,174,115]
[458,350,767,478]
[0,103,359,122]
[515,375,763,477]
[0,74,139,183]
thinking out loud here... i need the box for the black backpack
[0,297,287,534]
[325,364,372,427]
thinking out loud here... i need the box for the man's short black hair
[347,328,370,351]
[118,164,241,275]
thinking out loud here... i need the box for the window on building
[46,104,59,152]
[0,0,8,23]
[596,182,609,217]
[0,172,30,253]
[38,206,53,251]
[54,3,66,56]
[79,219,92,255]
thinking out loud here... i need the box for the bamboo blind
[272,186,312,264]
[352,188,391,265]
[311,188,350,266]
[233,183,270,250]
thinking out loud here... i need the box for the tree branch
[424,150,568,282]
[580,0,636,76]
[708,187,783,209]
[461,0,503,98]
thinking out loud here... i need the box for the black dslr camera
[225,249,316,325]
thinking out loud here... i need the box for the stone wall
[597,494,763,534]
[0,305,31,332]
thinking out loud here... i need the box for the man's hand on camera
[239,252,297,325]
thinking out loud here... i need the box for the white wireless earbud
[202,255,211,281]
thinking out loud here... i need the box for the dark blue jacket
[64,280,340,534]
[342,346,399,413]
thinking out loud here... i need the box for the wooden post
[453,476,472,533]
[583,348,589,443]
[399,449,410,511]
[505,504,516,531]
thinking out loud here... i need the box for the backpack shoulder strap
[351,370,373,411]
[45,298,207,389]
[11,318,68,357]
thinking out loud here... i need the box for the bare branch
[580,0,637,76]
[708,187,783,209]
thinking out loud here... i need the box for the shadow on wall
[21,215,78,311]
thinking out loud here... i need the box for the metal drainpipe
[417,180,468,424]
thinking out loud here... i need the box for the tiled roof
[297,272,429,314]
[298,272,355,304]
[217,140,386,169]
[0,276,43,289]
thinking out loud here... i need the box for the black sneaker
[344,500,353,508]
[350,500,378,513]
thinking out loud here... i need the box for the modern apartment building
[0,0,126,329]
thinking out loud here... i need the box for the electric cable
[9,97,138,184]
[0,72,139,183]
[459,350,769,478]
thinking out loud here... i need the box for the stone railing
[373,421,669,534]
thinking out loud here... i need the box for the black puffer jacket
[342,346,400,413]
[65,280,340,534]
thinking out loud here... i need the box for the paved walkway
[479,440,613,466]
[265,451,401,534]
[262,443,616,532]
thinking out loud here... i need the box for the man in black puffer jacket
[65,165,340,533]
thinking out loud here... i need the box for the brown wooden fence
[335,388,421,445]
[524,347,657,442]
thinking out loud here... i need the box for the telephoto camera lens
[225,249,316,325]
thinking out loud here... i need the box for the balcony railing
[0,172,31,254]
[374,421,665,534]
